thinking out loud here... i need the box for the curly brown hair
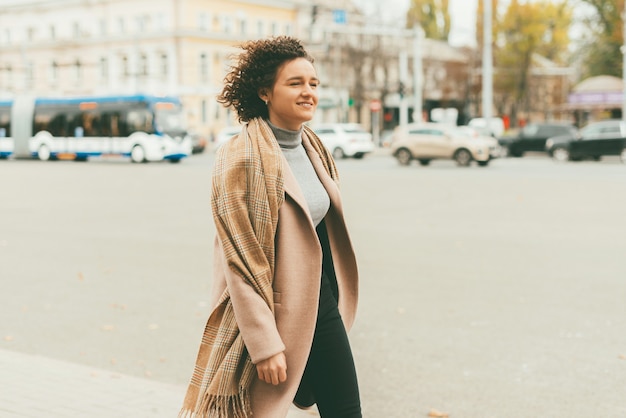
[217,36,314,122]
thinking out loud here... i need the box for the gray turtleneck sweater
[267,121,330,226]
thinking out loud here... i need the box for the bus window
[125,108,154,135]
[0,107,10,137]
[34,106,70,137]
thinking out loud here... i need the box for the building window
[256,21,264,38]
[118,17,125,34]
[100,57,108,81]
[270,22,278,36]
[49,25,56,40]
[50,61,58,84]
[73,22,81,38]
[25,62,34,89]
[99,19,107,36]
[121,55,129,77]
[239,19,247,36]
[3,29,11,45]
[155,13,165,30]
[140,54,148,76]
[135,15,145,33]
[5,65,12,87]
[201,100,208,124]
[222,15,232,34]
[284,23,292,36]
[198,13,209,31]
[27,27,35,42]
[74,59,82,82]
[199,53,208,84]
[160,53,168,78]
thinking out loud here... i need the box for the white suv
[390,122,494,167]
[311,123,375,159]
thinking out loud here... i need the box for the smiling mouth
[298,103,314,108]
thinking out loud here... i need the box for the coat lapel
[280,152,315,225]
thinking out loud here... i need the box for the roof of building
[573,75,623,93]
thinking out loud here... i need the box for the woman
[179,36,361,418]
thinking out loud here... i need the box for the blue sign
[333,9,346,24]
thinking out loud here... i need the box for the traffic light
[398,81,406,98]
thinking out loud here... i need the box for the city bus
[0,94,192,163]
[0,100,11,159]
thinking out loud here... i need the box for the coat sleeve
[213,237,286,364]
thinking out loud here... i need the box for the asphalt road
[1,150,625,418]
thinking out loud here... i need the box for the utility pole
[622,8,626,122]
[482,0,493,120]
[412,25,423,123]
[399,51,408,127]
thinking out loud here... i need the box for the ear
[258,88,269,103]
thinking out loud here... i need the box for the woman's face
[260,57,319,131]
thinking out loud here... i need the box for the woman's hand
[256,352,287,385]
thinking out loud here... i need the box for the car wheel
[353,153,365,159]
[453,149,472,167]
[592,155,601,161]
[169,158,181,164]
[418,159,430,166]
[395,148,413,166]
[332,147,345,159]
[477,160,489,167]
[131,145,146,163]
[552,147,570,162]
[38,144,51,161]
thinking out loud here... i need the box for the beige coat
[209,135,359,417]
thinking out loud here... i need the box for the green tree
[475,0,572,123]
[577,0,624,78]
[405,0,450,40]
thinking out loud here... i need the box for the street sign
[369,99,382,112]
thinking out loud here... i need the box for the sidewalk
[0,348,318,417]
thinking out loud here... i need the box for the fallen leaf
[101,325,115,331]
[619,354,626,360]
[428,408,449,417]
[110,358,117,365]
[144,370,152,377]
[4,335,14,342]
[78,272,84,281]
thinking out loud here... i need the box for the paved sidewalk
[0,348,318,417]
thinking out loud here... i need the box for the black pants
[298,270,362,418]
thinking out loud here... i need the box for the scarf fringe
[178,389,251,418]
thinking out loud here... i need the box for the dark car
[498,122,578,157]
[189,131,208,154]
[545,120,626,162]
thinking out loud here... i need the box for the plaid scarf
[179,118,338,418]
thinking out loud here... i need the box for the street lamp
[622,8,626,122]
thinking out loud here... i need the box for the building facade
[0,0,304,138]
[0,0,478,140]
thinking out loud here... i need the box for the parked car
[468,117,505,138]
[455,126,504,159]
[389,122,493,167]
[498,122,578,157]
[545,119,626,162]
[214,125,242,151]
[310,123,374,159]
